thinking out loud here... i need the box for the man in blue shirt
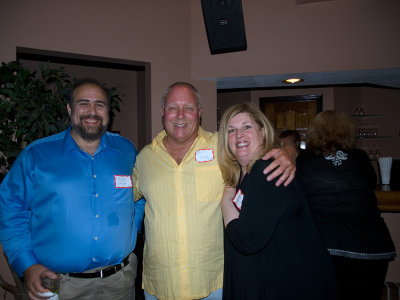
[0,79,143,300]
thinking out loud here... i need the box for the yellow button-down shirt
[133,128,224,300]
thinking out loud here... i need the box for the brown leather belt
[67,256,129,279]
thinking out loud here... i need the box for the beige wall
[1,0,399,137]
[1,0,399,295]
[190,0,400,79]
[0,0,217,137]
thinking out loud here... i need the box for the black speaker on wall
[201,0,247,55]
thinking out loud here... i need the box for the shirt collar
[62,126,119,156]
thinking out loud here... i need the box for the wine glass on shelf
[352,105,360,116]
[359,104,365,116]
[367,145,375,160]
[364,121,371,137]
[374,144,381,160]
[358,121,366,137]
[371,121,378,137]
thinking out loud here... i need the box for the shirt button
[95,214,99,218]
[95,194,98,198]
[178,192,182,195]
[94,236,98,240]
[92,257,96,262]
[182,266,186,270]
[181,241,184,245]
[93,174,97,178]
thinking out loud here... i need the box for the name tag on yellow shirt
[195,149,214,162]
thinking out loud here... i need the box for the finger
[264,155,290,177]
[29,280,50,298]
[28,290,46,300]
[43,270,60,280]
[263,163,276,175]
[262,157,282,175]
[28,286,43,300]
[266,165,286,183]
[283,168,296,186]
[261,151,273,161]
[268,161,295,185]
[262,148,281,161]
[274,174,287,187]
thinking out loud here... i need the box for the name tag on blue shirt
[114,175,133,188]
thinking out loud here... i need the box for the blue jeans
[144,288,222,300]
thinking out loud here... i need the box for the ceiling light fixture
[282,78,304,84]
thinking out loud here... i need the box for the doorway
[259,94,322,145]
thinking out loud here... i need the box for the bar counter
[376,185,400,212]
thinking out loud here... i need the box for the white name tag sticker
[114,175,133,188]
[195,149,214,162]
[232,189,244,210]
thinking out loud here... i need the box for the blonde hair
[307,110,356,156]
[218,102,275,187]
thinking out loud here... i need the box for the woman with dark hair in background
[297,110,396,300]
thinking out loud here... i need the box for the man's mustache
[80,115,102,121]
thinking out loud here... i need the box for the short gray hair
[161,82,202,109]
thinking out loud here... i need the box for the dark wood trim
[376,186,400,212]
[16,47,147,71]
[259,94,323,113]
[217,83,400,93]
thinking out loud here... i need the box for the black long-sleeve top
[296,148,396,260]
[223,159,337,300]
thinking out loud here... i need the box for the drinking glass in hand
[41,273,60,294]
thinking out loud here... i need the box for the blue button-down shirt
[0,127,141,276]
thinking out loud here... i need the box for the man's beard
[71,115,108,141]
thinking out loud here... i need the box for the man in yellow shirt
[132,82,295,300]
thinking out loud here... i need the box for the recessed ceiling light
[282,78,304,84]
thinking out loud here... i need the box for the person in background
[218,102,337,300]
[296,110,396,300]
[279,129,301,154]
[132,82,296,300]
[0,79,143,300]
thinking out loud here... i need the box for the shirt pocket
[195,164,224,202]
[112,186,134,204]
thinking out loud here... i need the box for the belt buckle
[100,265,118,278]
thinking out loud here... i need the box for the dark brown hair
[307,110,356,155]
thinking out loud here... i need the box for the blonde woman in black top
[218,103,337,300]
